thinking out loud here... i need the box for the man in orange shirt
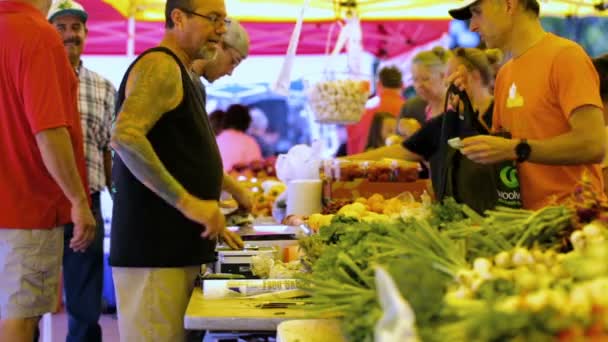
[347,66,405,154]
[449,0,606,210]
[593,54,608,193]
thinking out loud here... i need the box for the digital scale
[214,225,308,278]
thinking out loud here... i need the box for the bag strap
[437,84,478,200]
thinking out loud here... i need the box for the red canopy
[79,0,449,57]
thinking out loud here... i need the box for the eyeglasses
[180,8,231,27]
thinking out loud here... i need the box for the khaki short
[0,227,63,319]
[112,266,200,342]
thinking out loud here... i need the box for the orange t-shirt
[493,33,605,210]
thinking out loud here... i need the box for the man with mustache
[448,0,606,209]
[0,1,95,341]
[109,0,238,340]
[48,1,116,341]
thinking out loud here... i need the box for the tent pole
[127,16,135,57]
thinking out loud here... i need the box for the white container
[286,179,322,216]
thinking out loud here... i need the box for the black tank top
[109,47,223,267]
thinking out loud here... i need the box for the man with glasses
[188,20,254,241]
[190,18,250,103]
[109,0,233,340]
[197,19,249,84]
[449,0,606,209]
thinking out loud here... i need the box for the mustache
[63,38,82,45]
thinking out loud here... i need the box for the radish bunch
[569,221,607,251]
[447,248,569,301]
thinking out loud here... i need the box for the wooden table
[184,288,310,331]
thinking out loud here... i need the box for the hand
[221,229,244,250]
[177,194,225,239]
[232,186,253,212]
[445,64,471,94]
[398,118,421,138]
[385,134,403,146]
[70,199,96,252]
[461,135,518,164]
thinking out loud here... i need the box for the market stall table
[276,319,347,342]
[184,288,310,331]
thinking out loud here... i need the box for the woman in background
[349,48,503,197]
[411,47,452,121]
[365,112,397,150]
[216,104,262,171]
[397,47,454,141]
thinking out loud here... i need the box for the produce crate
[323,178,432,202]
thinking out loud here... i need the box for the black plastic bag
[437,85,522,213]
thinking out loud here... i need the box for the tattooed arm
[110,52,224,238]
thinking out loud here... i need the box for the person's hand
[445,65,473,115]
[385,134,403,146]
[178,194,225,239]
[70,199,96,252]
[445,64,471,94]
[461,135,518,164]
[221,229,244,250]
[232,185,253,212]
[398,118,421,138]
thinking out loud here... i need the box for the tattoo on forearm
[111,52,186,207]
[113,127,185,205]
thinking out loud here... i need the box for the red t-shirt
[347,90,405,155]
[0,1,88,229]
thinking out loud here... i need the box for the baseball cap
[48,0,88,23]
[448,0,479,20]
[223,19,250,58]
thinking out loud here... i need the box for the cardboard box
[324,179,432,202]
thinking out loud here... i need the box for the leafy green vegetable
[387,256,451,325]
[466,307,565,342]
[298,197,587,342]
[428,198,467,228]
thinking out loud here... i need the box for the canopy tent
[79,0,607,56]
[80,0,452,56]
[103,0,608,21]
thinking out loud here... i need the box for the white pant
[112,266,199,342]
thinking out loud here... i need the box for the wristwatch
[515,139,531,163]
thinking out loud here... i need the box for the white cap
[223,19,250,58]
[48,0,88,23]
[448,0,479,20]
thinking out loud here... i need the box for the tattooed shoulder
[120,52,184,130]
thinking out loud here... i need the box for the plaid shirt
[77,63,116,193]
